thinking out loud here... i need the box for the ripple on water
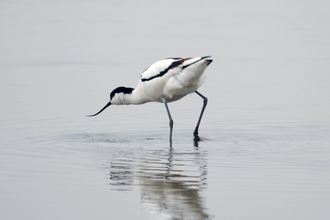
[84,136,213,219]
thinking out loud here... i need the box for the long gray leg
[194,91,208,141]
[164,100,173,143]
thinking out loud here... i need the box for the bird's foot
[193,133,201,147]
[193,131,201,142]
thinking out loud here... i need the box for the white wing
[140,56,211,82]
[141,58,183,82]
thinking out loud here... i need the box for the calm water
[1,1,330,219]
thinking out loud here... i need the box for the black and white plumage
[88,56,213,143]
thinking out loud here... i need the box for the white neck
[111,88,149,105]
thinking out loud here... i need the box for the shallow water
[1,1,330,220]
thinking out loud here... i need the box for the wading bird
[88,56,213,143]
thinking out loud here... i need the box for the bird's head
[87,86,134,117]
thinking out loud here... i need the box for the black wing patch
[141,59,184,82]
[182,56,211,70]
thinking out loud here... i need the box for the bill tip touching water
[87,56,213,143]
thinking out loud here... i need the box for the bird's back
[135,56,212,103]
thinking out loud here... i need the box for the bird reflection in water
[108,145,212,219]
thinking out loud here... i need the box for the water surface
[1,1,330,219]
